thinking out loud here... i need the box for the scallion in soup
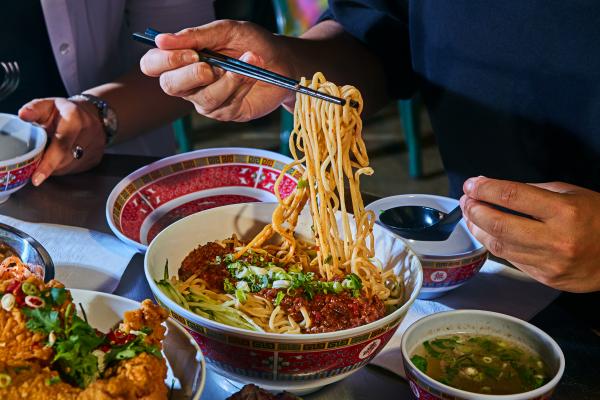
[410,334,549,395]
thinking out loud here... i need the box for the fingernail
[459,195,467,209]
[464,178,475,193]
[183,52,199,63]
[240,52,253,63]
[32,173,46,186]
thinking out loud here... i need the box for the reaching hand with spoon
[460,176,600,293]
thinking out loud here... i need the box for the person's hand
[18,97,106,186]
[460,177,600,292]
[139,20,295,122]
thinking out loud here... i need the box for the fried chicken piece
[77,301,169,400]
[78,352,167,400]
[120,299,169,347]
[0,363,81,400]
[0,280,56,365]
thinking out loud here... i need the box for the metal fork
[0,62,20,101]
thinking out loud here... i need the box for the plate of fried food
[0,255,205,399]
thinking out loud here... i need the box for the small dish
[366,195,487,299]
[0,222,54,281]
[106,147,300,252]
[401,310,565,400]
[0,113,47,204]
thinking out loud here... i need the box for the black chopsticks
[133,28,358,109]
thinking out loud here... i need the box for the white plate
[70,289,206,399]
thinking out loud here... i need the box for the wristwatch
[69,93,118,145]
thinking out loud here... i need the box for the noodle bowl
[145,202,422,392]
[144,73,423,391]
[156,74,404,334]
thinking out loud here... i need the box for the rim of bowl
[0,114,47,168]
[367,194,486,259]
[400,309,566,400]
[144,205,424,341]
[0,222,55,281]
[69,288,206,399]
[105,147,296,252]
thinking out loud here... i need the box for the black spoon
[379,205,463,241]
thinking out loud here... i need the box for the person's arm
[460,177,600,293]
[140,14,405,122]
[18,70,192,186]
[84,69,192,144]
[283,20,392,115]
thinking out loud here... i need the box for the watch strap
[69,93,116,145]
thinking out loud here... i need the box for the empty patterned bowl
[145,202,423,395]
[106,148,300,252]
[366,195,487,299]
[0,113,47,204]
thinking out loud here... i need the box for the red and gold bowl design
[106,148,300,252]
[0,113,47,204]
[145,202,423,394]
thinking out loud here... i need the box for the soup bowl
[0,114,47,204]
[145,202,423,394]
[401,310,565,400]
[366,195,488,299]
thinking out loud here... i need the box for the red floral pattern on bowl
[0,113,47,204]
[106,148,300,252]
[417,250,488,299]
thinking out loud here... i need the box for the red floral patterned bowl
[145,202,423,395]
[401,310,565,400]
[106,148,300,252]
[0,113,47,204]
[366,195,488,299]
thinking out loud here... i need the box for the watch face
[103,108,118,133]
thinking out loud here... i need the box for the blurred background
[180,0,448,197]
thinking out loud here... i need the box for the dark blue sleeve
[319,0,416,99]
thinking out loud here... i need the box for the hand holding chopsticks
[137,23,358,120]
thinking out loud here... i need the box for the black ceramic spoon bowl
[379,205,463,241]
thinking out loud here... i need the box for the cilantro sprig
[103,334,162,366]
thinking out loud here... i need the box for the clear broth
[0,133,28,161]
[410,334,549,395]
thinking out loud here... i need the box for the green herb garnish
[103,335,162,366]
[22,307,62,334]
[45,376,61,386]
[274,291,285,306]
[223,278,235,293]
[49,287,67,306]
[411,355,428,373]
